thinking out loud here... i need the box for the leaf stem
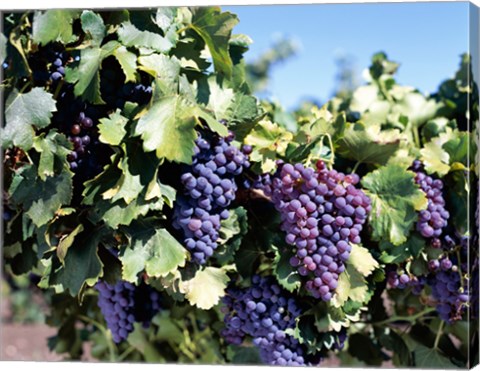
[412,124,421,148]
[433,320,445,349]
[176,25,190,35]
[371,307,436,326]
[352,161,362,174]
[322,133,335,169]
[118,345,136,361]
[18,80,31,94]
[78,314,117,362]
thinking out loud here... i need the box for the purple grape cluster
[172,132,250,264]
[29,44,73,86]
[65,109,97,171]
[48,50,69,82]
[96,280,161,343]
[412,160,449,248]
[386,270,411,289]
[426,255,469,322]
[259,160,371,300]
[221,276,309,366]
[386,268,424,295]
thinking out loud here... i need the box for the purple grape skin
[95,281,161,343]
[221,276,309,365]
[257,160,371,301]
[172,131,250,264]
[412,161,449,246]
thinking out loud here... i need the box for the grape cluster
[48,50,69,83]
[473,187,479,319]
[258,160,371,300]
[426,255,469,323]
[172,132,250,264]
[412,160,449,248]
[386,270,411,289]
[29,44,73,86]
[386,268,425,295]
[96,280,161,343]
[221,276,309,366]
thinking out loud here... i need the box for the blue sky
[224,2,470,109]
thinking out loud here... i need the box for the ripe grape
[412,160,449,247]
[172,131,250,264]
[96,280,161,343]
[258,160,371,300]
[221,276,308,366]
[426,255,469,323]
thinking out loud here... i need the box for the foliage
[1,7,478,368]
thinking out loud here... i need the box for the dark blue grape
[172,131,249,264]
[96,280,162,343]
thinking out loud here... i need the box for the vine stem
[412,123,421,148]
[118,346,136,361]
[78,314,117,362]
[433,320,445,349]
[352,161,362,174]
[371,307,436,326]
[176,25,190,34]
[323,133,335,169]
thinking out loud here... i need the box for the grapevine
[0,6,478,368]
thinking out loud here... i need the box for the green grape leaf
[103,142,163,206]
[338,122,402,165]
[379,330,413,367]
[420,142,450,176]
[413,345,457,368]
[189,7,238,77]
[32,10,79,45]
[228,345,262,364]
[82,158,122,206]
[442,131,472,166]
[81,10,106,47]
[362,164,428,245]
[98,110,128,146]
[134,94,197,163]
[392,91,440,127]
[91,196,153,229]
[127,324,165,362]
[9,165,72,227]
[102,157,143,204]
[379,233,425,264]
[332,264,370,308]
[180,265,233,310]
[273,247,301,292]
[348,244,379,276]
[56,225,84,265]
[65,41,118,104]
[152,311,184,343]
[32,131,72,180]
[206,77,235,121]
[300,106,346,142]
[50,228,104,296]
[138,54,181,94]
[245,119,294,173]
[216,207,248,264]
[2,88,57,150]
[226,93,260,139]
[117,22,173,53]
[120,223,187,282]
[113,46,137,82]
[0,32,7,63]
[154,8,177,31]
